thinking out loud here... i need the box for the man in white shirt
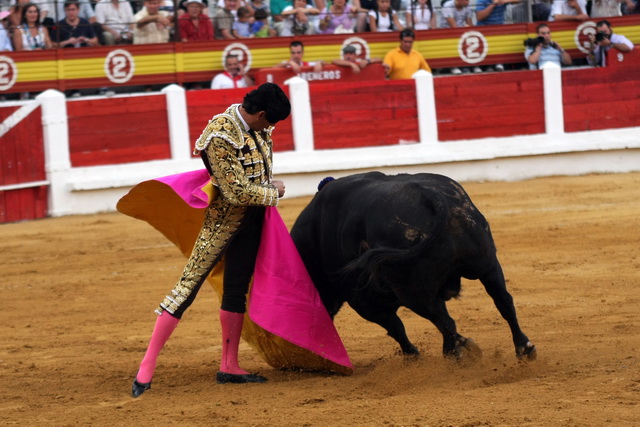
[95,0,134,45]
[211,54,254,89]
[549,0,588,21]
[134,0,172,44]
[588,19,634,66]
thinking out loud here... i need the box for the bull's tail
[342,189,448,291]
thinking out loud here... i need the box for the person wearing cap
[211,53,254,89]
[94,0,135,45]
[130,83,291,396]
[275,40,324,73]
[332,44,383,74]
[0,10,13,51]
[179,0,213,41]
[383,28,431,80]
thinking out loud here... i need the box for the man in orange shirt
[383,28,431,80]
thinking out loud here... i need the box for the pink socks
[219,310,249,375]
[136,312,180,383]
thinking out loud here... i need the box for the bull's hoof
[401,344,420,356]
[445,337,482,362]
[516,341,537,361]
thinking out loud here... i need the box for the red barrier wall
[66,95,171,167]
[563,65,640,133]
[0,106,47,223]
[435,71,546,141]
[255,64,386,86]
[310,79,419,149]
[185,87,295,153]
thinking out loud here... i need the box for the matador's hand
[273,180,286,198]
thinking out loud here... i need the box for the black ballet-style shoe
[216,371,268,384]
[131,379,151,398]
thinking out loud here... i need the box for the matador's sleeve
[204,134,279,207]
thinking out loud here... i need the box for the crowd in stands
[1,0,638,52]
[0,0,636,98]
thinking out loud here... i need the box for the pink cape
[117,169,353,375]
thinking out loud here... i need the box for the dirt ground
[1,172,639,426]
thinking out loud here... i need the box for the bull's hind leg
[348,298,419,355]
[407,298,482,361]
[479,262,537,360]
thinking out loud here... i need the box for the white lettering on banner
[0,55,18,91]
[222,43,252,72]
[297,70,342,81]
[104,49,135,84]
[458,31,488,64]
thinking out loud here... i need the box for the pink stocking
[219,310,249,375]
[136,312,180,383]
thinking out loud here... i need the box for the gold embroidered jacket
[157,104,279,315]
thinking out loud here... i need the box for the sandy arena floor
[1,172,639,426]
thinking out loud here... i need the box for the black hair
[290,40,304,50]
[400,28,415,39]
[242,83,291,125]
[596,20,612,29]
[254,8,268,20]
[64,0,80,9]
[536,23,549,33]
[21,3,41,25]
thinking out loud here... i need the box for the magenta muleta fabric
[145,169,353,372]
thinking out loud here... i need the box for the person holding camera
[524,23,572,70]
[588,19,634,67]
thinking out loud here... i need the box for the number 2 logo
[104,49,135,84]
[458,31,488,65]
[0,56,17,91]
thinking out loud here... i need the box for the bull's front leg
[348,298,420,355]
[479,262,537,360]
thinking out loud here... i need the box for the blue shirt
[475,0,506,25]
[524,44,564,70]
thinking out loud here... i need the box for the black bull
[290,172,536,361]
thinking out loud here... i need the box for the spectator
[531,0,552,21]
[587,19,634,67]
[249,0,270,15]
[232,6,251,36]
[406,0,435,30]
[591,0,623,17]
[280,0,319,36]
[53,0,96,23]
[269,0,291,27]
[383,28,431,80]
[440,0,472,74]
[95,0,135,45]
[318,0,362,34]
[251,8,276,37]
[440,0,472,29]
[475,0,521,71]
[275,40,323,73]
[179,0,214,40]
[177,0,210,17]
[332,44,383,74]
[53,1,98,48]
[0,10,14,51]
[12,2,52,49]
[211,54,254,89]
[549,0,588,21]
[8,0,29,30]
[213,0,239,39]
[524,23,572,70]
[369,0,403,32]
[134,0,173,44]
[621,0,638,14]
